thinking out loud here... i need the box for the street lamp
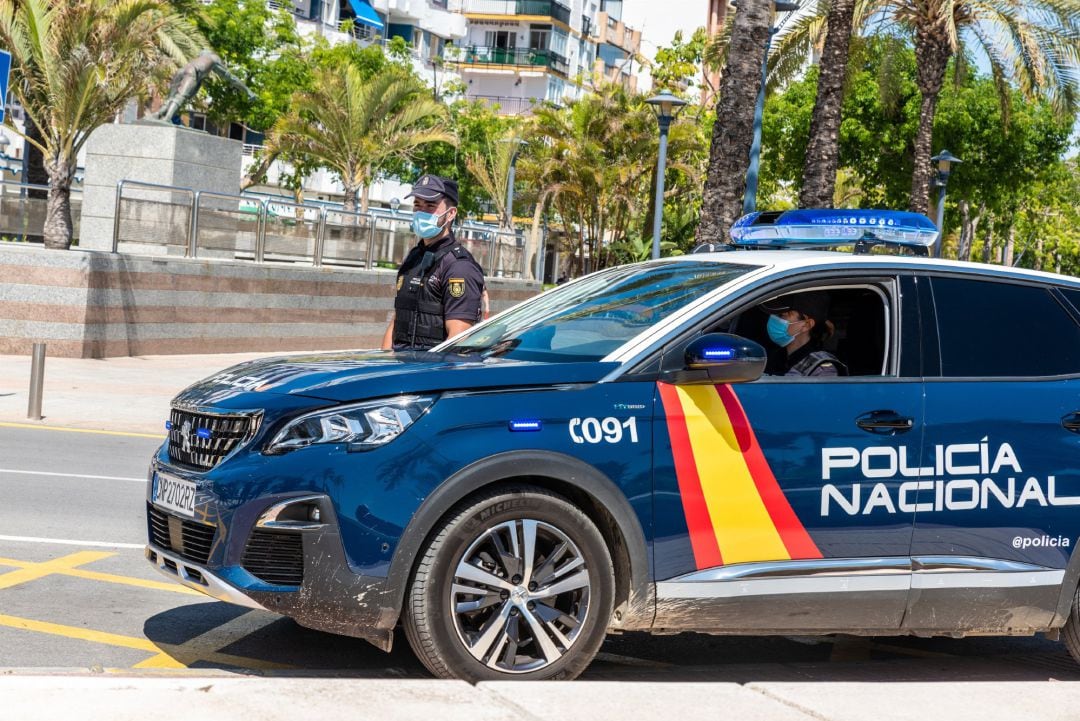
[499,138,527,229]
[389,197,400,215]
[930,149,962,258]
[743,0,800,215]
[646,91,689,260]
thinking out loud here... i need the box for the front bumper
[146,489,399,652]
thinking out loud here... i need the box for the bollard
[27,343,46,420]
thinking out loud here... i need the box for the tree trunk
[909,23,952,215]
[1035,236,1045,271]
[240,149,280,191]
[956,200,983,262]
[343,185,358,214]
[798,0,856,209]
[982,213,994,263]
[43,158,76,250]
[526,200,545,281]
[360,184,371,214]
[1004,225,1016,266]
[696,0,773,245]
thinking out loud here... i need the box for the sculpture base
[78,122,243,251]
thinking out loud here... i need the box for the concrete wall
[0,244,539,358]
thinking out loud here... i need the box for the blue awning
[348,0,385,30]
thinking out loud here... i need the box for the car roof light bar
[729,209,939,255]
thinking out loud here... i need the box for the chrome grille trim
[167,407,262,471]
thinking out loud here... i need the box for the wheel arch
[378,450,654,632]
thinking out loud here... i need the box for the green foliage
[650,28,708,94]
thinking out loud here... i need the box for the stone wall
[0,244,539,358]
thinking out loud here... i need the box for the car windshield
[443,260,759,362]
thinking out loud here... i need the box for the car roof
[664,249,1080,289]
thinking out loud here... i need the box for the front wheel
[403,487,615,681]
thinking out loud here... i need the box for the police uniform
[783,344,844,377]
[391,175,485,350]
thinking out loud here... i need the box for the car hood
[172,350,621,407]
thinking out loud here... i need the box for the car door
[904,274,1080,634]
[651,274,925,633]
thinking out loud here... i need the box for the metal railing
[451,45,568,74]
[468,95,539,115]
[112,181,529,278]
[0,181,83,244]
[462,0,571,24]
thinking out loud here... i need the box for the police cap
[760,291,831,327]
[406,174,459,206]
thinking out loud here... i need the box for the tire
[1063,585,1080,664]
[403,486,615,681]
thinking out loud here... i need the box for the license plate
[153,472,197,518]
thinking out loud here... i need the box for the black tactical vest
[392,239,478,349]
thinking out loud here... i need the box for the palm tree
[0,0,203,249]
[773,0,1080,214]
[465,130,525,229]
[799,0,857,208]
[270,64,455,213]
[697,0,775,244]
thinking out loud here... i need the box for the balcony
[468,95,539,115]
[596,10,640,53]
[462,0,572,25]
[448,45,569,75]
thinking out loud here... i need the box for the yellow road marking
[0,421,163,439]
[0,552,199,595]
[0,613,159,653]
[0,551,115,590]
[133,610,294,671]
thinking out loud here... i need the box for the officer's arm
[381,312,394,350]
[445,318,473,340]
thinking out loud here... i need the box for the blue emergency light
[730,209,939,252]
[196,428,213,439]
[509,420,543,432]
[702,348,736,360]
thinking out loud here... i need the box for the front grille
[148,504,217,564]
[167,407,259,471]
[242,530,304,586]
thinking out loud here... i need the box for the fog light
[309,506,321,523]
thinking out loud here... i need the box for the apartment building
[445,0,640,115]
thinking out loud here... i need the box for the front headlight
[265,395,435,454]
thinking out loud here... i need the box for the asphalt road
[3,424,1080,685]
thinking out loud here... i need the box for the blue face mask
[411,210,449,239]
[767,315,797,347]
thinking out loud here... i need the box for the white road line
[0,468,146,483]
[0,534,144,549]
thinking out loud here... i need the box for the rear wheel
[403,487,614,681]
[1063,586,1080,664]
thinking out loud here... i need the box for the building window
[529,24,551,50]
[484,30,516,49]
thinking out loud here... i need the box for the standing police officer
[380,174,486,350]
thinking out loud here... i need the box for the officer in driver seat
[761,292,847,377]
[381,175,486,351]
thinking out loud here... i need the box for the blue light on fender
[196,428,213,439]
[165,421,173,430]
[730,208,938,249]
[509,420,543,432]
[703,348,736,359]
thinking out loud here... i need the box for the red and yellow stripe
[658,382,821,570]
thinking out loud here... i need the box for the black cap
[760,291,830,327]
[405,174,459,206]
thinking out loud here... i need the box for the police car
[146,208,1080,681]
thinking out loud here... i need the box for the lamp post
[389,197,400,215]
[646,91,688,260]
[499,138,526,230]
[0,135,8,196]
[743,0,800,215]
[930,149,962,258]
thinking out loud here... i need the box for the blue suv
[147,209,1080,680]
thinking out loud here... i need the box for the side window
[677,283,895,378]
[930,277,1080,377]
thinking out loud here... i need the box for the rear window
[931,277,1080,377]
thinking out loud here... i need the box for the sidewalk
[0,351,295,435]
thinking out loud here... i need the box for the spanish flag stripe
[657,383,723,569]
[715,385,823,559]
[676,385,791,565]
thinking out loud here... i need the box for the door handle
[1063,413,1080,433]
[856,410,914,435]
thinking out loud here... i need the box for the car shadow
[144,604,1080,682]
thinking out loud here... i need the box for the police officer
[761,292,847,377]
[380,174,486,350]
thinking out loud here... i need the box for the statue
[151,50,257,122]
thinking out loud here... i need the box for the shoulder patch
[448,278,466,298]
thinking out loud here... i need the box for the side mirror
[662,333,767,385]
